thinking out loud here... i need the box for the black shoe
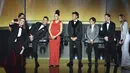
[49,65,54,67]
[113,67,118,73]
[88,62,92,67]
[115,64,119,68]
[95,63,98,67]
[95,67,98,73]
[67,61,73,67]
[55,65,59,67]
[35,62,40,67]
[105,66,110,73]
[104,63,107,67]
[78,62,83,67]
[87,66,91,73]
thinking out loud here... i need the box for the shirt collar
[91,24,95,27]
[74,19,78,22]
[107,21,110,24]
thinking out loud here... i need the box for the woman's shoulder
[123,21,129,27]
[50,20,54,24]
[124,21,128,24]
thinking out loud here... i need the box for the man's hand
[74,37,77,41]
[90,39,94,44]
[71,37,77,41]
[29,35,34,41]
[104,36,108,41]
[9,27,12,31]
[71,37,74,41]
[9,20,14,25]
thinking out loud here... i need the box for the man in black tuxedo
[30,16,49,67]
[67,11,83,67]
[101,14,118,73]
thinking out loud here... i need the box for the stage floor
[0,59,130,73]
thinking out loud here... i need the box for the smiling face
[19,19,25,26]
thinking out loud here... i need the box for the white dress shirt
[17,28,22,37]
[39,25,44,30]
[91,24,95,32]
[14,27,22,42]
[74,19,78,24]
[107,21,110,30]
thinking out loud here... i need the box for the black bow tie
[106,22,110,24]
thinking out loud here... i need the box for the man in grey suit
[85,17,99,68]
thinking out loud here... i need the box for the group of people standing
[4,9,130,73]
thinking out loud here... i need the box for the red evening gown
[49,20,61,66]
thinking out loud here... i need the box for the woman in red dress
[49,10,63,67]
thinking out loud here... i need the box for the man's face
[19,19,25,26]
[72,14,77,20]
[19,15,25,19]
[105,15,110,22]
[43,18,48,24]
[89,19,95,25]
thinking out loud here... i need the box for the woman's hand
[51,36,57,40]
[119,40,124,44]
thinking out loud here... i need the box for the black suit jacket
[30,22,48,52]
[21,28,30,49]
[30,22,48,40]
[8,23,19,48]
[102,21,115,42]
[8,23,25,54]
[68,20,82,41]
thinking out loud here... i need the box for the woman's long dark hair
[24,20,30,36]
[119,14,127,31]
[21,18,30,35]
[119,14,127,24]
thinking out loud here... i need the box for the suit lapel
[72,20,79,28]
[37,23,42,31]
[90,25,96,32]
[93,25,96,32]
[75,20,79,27]
[108,21,112,31]
[104,23,107,31]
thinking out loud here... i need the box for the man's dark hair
[105,13,111,17]
[18,13,25,18]
[43,16,49,21]
[72,11,79,18]
[89,17,96,23]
